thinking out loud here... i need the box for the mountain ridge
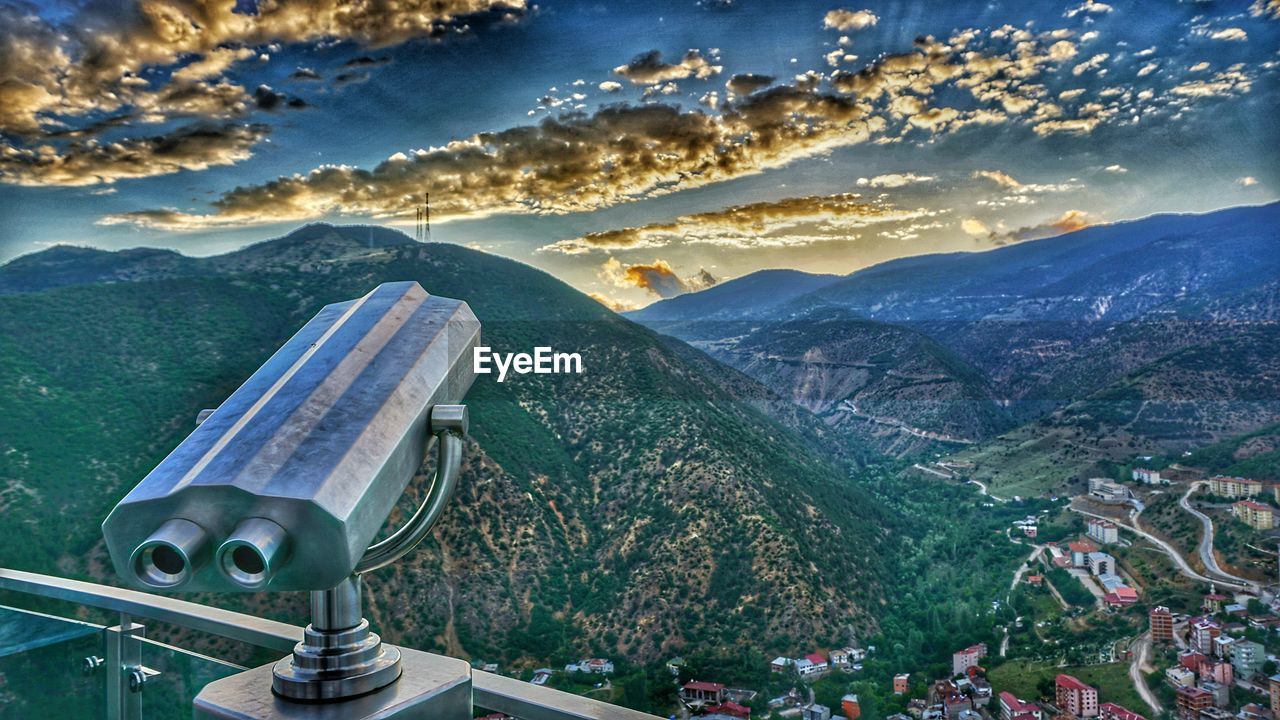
[628,202,1280,464]
[0,224,896,669]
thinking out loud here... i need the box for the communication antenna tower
[414,192,431,243]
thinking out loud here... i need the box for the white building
[1165,666,1195,687]
[1132,468,1166,485]
[565,658,614,674]
[1088,478,1130,505]
[1085,551,1115,576]
[1086,518,1119,544]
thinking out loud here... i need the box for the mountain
[627,269,840,323]
[629,203,1280,463]
[644,312,1010,456]
[0,245,200,294]
[0,224,896,669]
[958,322,1280,497]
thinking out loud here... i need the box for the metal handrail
[0,568,659,720]
[0,567,300,652]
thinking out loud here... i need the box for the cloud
[1238,176,1259,187]
[103,31,1220,229]
[726,73,776,95]
[587,292,640,312]
[1071,53,1109,76]
[1207,28,1248,42]
[856,173,934,188]
[1170,70,1252,98]
[961,218,991,236]
[599,258,716,299]
[170,48,257,84]
[1103,164,1127,173]
[541,193,938,253]
[289,67,323,81]
[986,209,1095,244]
[598,80,623,92]
[613,49,722,85]
[0,123,271,187]
[972,169,1079,193]
[0,1,527,187]
[1032,116,1102,135]
[1065,0,1113,17]
[972,170,1022,189]
[0,1,527,136]
[823,9,878,32]
[343,55,392,68]
[1253,0,1280,18]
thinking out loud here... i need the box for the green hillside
[0,229,898,669]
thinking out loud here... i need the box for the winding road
[1128,631,1162,715]
[1068,503,1253,592]
[1177,481,1256,590]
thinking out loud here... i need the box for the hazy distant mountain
[630,203,1280,463]
[0,224,894,667]
[626,268,840,323]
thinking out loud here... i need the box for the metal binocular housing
[102,280,481,594]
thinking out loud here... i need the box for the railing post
[105,613,145,720]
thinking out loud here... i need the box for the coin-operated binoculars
[102,281,481,717]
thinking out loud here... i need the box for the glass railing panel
[0,605,105,720]
[137,637,244,719]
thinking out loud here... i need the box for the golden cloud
[989,209,1095,244]
[0,123,271,187]
[101,31,1171,228]
[587,292,640,312]
[0,1,525,186]
[541,194,938,253]
[613,49,722,85]
[1253,0,1280,18]
[2,1,526,135]
[726,73,776,95]
[599,258,716,299]
[823,9,878,32]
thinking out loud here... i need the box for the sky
[0,0,1277,310]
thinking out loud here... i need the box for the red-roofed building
[1069,541,1099,567]
[1100,703,1147,720]
[1056,674,1098,718]
[803,652,830,676]
[1176,686,1213,720]
[1180,651,1208,672]
[1105,587,1139,606]
[952,644,987,677]
[1027,574,1044,586]
[682,681,726,705]
[1233,500,1274,530]
[708,702,750,719]
[999,692,1042,720]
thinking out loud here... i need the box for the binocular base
[271,619,402,700]
[194,647,472,719]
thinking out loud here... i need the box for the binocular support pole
[271,405,469,702]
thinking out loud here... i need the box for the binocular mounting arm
[355,404,469,575]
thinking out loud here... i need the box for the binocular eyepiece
[103,281,481,593]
